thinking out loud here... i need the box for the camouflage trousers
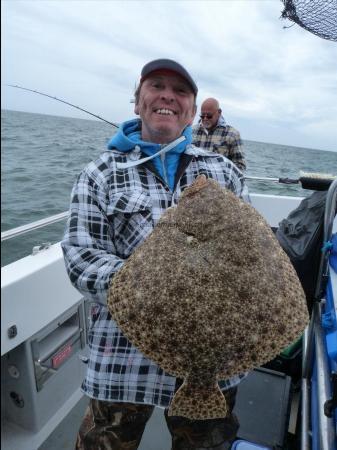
[75,387,239,450]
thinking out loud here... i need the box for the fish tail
[168,378,228,420]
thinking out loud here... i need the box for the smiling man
[135,60,197,144]
[62,59,246,450]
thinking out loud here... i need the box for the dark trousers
[75,387,239,450]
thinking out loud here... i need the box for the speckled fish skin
[108,175,309,420]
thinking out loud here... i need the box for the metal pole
[314,302,336,450]
[1,211,68,242]
[245,176,281,182]
[314,178,337,300]
[301,326,311,450]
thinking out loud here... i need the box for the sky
[1,0,337,152]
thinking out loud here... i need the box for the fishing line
[5,84,119,128]
[5,84,336,191]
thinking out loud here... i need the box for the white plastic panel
[250,193,303,228]
[1,243,83,356]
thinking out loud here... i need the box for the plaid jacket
[192,123,246,172]
[62,144,247,407]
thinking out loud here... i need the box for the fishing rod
[245,172,336,191]
[5,84,119,128]
[5,84,336,191]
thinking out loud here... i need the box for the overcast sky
[1,0,337,152]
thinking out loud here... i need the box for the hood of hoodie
[107,118,192,191]
[217,115,226,126]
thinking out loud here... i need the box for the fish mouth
[153,108,177,116]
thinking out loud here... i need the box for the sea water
[2,109,337,266]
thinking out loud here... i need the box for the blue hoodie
[107,119,192,191]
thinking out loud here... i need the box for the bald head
[200,98,221,130]
[201,98,220,110]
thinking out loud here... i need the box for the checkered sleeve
[61,167,124,305]
[225,127,246,172]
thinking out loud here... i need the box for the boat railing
[0,177,299,243]
[301,178,337,450]
[0,183,271,243]
[4,173,335,243]
[1,211,69,242]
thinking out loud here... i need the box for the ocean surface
[2,109,337,266]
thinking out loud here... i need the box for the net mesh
[281,0,337,42]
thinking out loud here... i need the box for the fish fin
[184,174,208,197]
[168,379,228,420]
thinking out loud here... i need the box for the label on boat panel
[51,343,73,368]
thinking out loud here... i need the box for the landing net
[281,0,337,42]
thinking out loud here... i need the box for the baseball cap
[140,58,198,96]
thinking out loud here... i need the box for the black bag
[276,191,327,312]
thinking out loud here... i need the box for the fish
[107,175,309,420]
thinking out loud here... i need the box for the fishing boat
[3,0,337,446]
[2,174,336,450]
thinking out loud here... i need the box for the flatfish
[107,175,308,419]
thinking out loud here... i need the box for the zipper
[160,150,168,186]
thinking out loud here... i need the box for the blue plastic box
[231,440,271,450]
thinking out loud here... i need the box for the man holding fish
[62,58,246,449]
